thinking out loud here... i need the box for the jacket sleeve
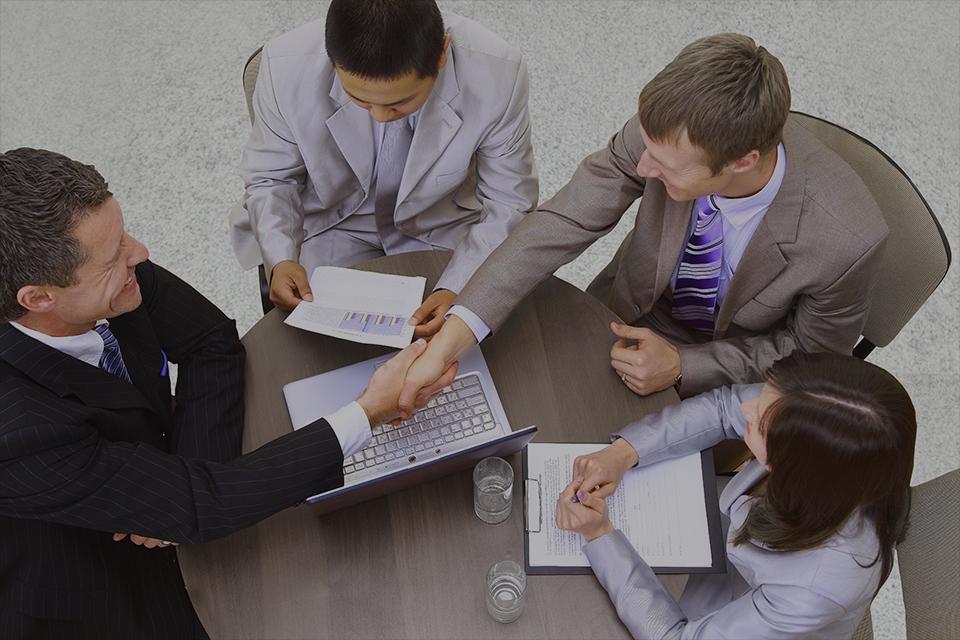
[614,384,761,467]
[0,261,347,543]
[435,57,538,293]
[583,530,849,639]
[136,260,245,463]
[453,114,647,331]
[0,412,345,545]
[239,46,309,277]
[677,236,887,395]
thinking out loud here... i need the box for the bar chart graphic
[338,311,408,336]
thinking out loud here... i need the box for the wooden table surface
[179,251,681,639]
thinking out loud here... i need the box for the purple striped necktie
[672,195,723,336]
[94,323,132,383]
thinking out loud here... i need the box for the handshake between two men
[272,263,686,410]
[392,316,685,420]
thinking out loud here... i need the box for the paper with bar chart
[284,266,426,348]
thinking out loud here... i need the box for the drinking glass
[486,560,526,623]
[473,457,513,524]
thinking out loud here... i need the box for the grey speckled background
[1,1,957,637]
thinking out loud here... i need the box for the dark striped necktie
[94,324,132,383]
[671,196,724,336]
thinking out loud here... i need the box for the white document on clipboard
[284,266,426,349]
[525,443,713,571]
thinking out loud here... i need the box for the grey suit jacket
[581,384,881,639]
[455,116,887,394]
[231,13,538,292]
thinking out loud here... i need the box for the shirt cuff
[325,401,372,459]
[447,305,491,342]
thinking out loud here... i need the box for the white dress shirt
[450,142,787,342]
[6,320,372,458]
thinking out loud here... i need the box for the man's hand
[269,260,314,310]
[409,289,456,338]
[398,315,477,416]
[112,533,177,549]
[572,437,639,498]
[609,323,682,396]
[556,479,614,541]
[357,339,459,424]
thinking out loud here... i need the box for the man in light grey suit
[398,33,887,408]
[231,0,537,334]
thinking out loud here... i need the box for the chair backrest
[851,607,874,640]
[788,112,951,355]
[897,468,960,639]
[243,46,264,127]
[241,46,272,313]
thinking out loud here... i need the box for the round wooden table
[179,251,681,639]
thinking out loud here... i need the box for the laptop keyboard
[343,373,497,477]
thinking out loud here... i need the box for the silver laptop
[283,346,537,513]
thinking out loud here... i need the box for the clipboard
[522,445,726,575]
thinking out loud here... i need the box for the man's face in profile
[634,124,736,202]
[47,197,150,325]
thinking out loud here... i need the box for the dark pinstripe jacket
[0,261,346,639]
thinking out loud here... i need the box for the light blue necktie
[671,196,724,336]
[374,119,414,251]
[94,324,132,383]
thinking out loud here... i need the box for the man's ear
[437,35,452,70]
[730,148,761,174]
[16,285,56,314]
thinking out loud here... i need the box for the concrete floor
[1,1,957,638]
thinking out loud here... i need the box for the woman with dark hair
[556,351,915,639]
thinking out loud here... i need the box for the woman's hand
[571,437,639,498]
[556,478,614,541]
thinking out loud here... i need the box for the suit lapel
[109,317,173,417]
[396,49,463,208]
[714,224,788,335]
[326,75,375,196]
[714,130,805,336]
[0,323,154,412]
[652,195,694,303]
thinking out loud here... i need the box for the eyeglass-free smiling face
[18,196,150,334]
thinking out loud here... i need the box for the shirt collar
[712,142,786,230]
[8,319,109,369]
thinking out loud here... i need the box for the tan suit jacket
[231,13,538,293]
[455,116,887,394]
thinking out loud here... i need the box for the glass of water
[473,457,514,524]
[486,560,526,623]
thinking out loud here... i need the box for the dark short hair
[325,0,445,80]
[0,148,112,322]
[638,33,791,174]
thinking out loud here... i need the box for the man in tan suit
[231,0,537,334]
[396,33,887,411]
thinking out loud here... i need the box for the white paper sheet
[284,267,426,349]
[526,443,712,569]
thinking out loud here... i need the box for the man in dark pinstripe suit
[0,148,455,639]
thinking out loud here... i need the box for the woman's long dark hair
[733,351,916,593]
